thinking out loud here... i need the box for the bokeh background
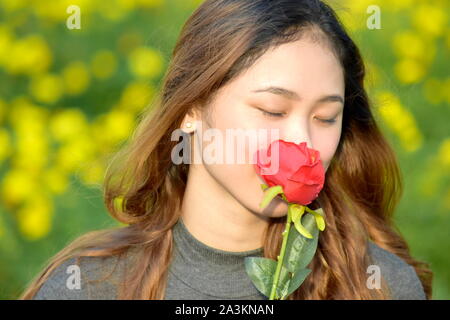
[0,0,448,299]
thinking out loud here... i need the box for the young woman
[21,0,432,300]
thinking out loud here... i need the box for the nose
[281,117,313,149]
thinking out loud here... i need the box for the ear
[181,106,202,133]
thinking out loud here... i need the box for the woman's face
[187,33,345,218]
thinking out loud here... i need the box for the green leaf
[285,268,312,298]
[284,213,319,273]
[259,185,284,209]
[276,265,292,299]
[244,257,295,300]
[244,257,277,298]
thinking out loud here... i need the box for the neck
[180,163,270,252]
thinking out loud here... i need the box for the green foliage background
[0,0,448,299]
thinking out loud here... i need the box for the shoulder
[32,247,137,300]
[367,241,427,300]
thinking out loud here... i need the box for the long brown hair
[20,0,432,299]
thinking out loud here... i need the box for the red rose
[254,139,325,205]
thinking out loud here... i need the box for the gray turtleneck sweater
[31,218,427,300]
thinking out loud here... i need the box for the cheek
[205,161,289,217]
[313,129,341,169]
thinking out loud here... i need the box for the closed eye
[316,118,337,124]
[259,108,285,118]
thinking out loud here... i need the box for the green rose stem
[269,202,294,300]
[259,183,325,300]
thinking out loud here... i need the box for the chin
[258,196,289,218]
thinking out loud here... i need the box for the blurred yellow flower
[0,128,12,163]
[394,58,425,84]
[16,193,53,241]
[29,73,64,104]
[438,138,450,169]
[5,34,52,75]
[1,169,38,207]
[0,97,6,123]
[375,91,423,152]
[42,167,69,194]
[49,108,89,143]
[62,61,91,95]
[55,134,97,173]
[0,25,14,66]
[0,0,27,12]
[91,110,135,147]
[91,50,118,79]
[13,132,49,172]
[97,0,131,21]
[128,46,164,79]
[80,159,105,185]
[8,97,49,135]
[412,4,447,38]
[7,98,50,171]
[119,80,154,112]
[393,31,429,61]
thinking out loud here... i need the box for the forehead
[230,32,345,99]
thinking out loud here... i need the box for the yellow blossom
[91,50,117,79]
[375,91,423,152]
[91,110,135,146]
[55,135,97,173]
[412,4,447,38]
[42,167,69,194]
[97,0,131,21]
[392,31,429,62]
[62,61,91,95]
[1,169,39,207]
[119,80,154,112]
[438,138,450,169]
[16,193,53,241]
[128,46,164,79]
[80,159,106,185]
[394,58,426,84]
[5,34,52,75]
[13,132,49,171]
[49,108,89,142]
[0,25,14,66]
[0,97,6,123]
[0,128,12,163]
[29,73,64,104]
[8,97,49,135]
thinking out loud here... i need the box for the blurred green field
[0,0,449,299]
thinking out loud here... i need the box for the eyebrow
[252,86,344,105]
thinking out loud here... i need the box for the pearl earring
[186,122,192,128]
